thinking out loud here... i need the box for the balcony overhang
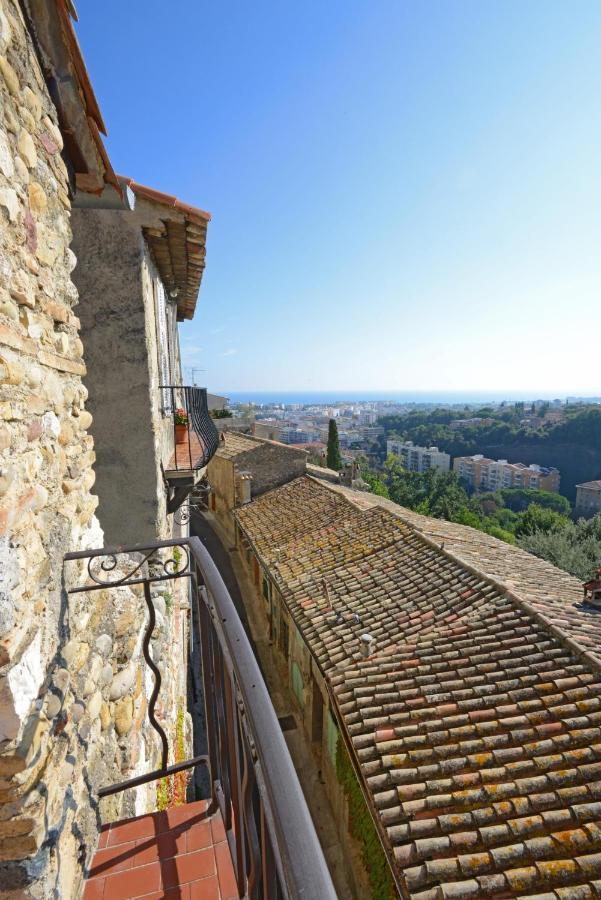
[161,386,219,514]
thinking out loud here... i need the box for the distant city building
[278,426,314,444]
[387,440,451,473]
[574,481,601,519]
[207,392,230,411]
[454,455,560,492]
[253,420,281,441]
[449,417,495,430]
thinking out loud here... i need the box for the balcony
[160,386,220,513]
[65,537,336,900]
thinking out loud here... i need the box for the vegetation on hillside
[377,404,601,501]
[359,456,601,581]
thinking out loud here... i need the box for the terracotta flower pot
[175,423,188,445]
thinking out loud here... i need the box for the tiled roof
[323,481,601,667]
[577,481,601,491]
[235,476,601,897]
[214,432,261,460]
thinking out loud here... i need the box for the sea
[222,390,570,407]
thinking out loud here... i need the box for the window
[326,709,339,765]
[292,662,305,708]
[262,575,270,604]
[279,615,289,660]
[155,280,172,412]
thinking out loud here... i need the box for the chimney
[359,633,374,658]
[235,471,252,505]
[583,568,601,608]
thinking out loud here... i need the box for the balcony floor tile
[166,429,207,473]
[84,799,237,899]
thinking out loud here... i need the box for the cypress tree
[327,418,342,470]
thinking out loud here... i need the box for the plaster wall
[71,208,174,545]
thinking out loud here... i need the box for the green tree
[501,488,571,516]
[518,514,601,580]
[327,418,342,470]
[515,504,570,537]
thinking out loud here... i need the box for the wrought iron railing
[64,537,336,900]
[160,385,219,472]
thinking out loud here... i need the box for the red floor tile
[107,814,159,846]
[156,827,188,860]
[85,802,236,900]
[210,815,226,845]
[215,840,238,900]
[188,874,220,900]
[186,822,212,853]
[102,862,161,900]
[143,887,191,900]
[165,799,209,830]
[89,841,136,877]
[161,847,216,889]
[131,836,161,867]
[82,879,104,899]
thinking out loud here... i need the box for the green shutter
[291,661,305,708]
[326,710,339,765]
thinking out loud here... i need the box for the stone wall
[236,439,306,498]
[207,455,237,544]
[0,5,187,895]
[207,440,306,545]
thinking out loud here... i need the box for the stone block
[0,632,44,741]
[0,130,14,179]
[42,299,68,323]
[0,831,40,861]
[42,115,63,151]
[114,698,133,736]
[17,129,36,169]
[28,182,46,214]
[0,297,18,322]
[0,187,18,222]
[109,662,135,701]
[0,8,12,53]
[99,702,111,731]
[0,56,19,96]
[22,87,41,122]
[9,270,34,308]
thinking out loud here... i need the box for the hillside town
[0,4,600,900]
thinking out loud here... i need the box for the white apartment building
[453,455,560,493]
[387,440,451,473]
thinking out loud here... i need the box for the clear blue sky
[77,1,601,395]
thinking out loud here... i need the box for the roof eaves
[118,177,211,321]
[120,178,211,223]
[23,0,120,195]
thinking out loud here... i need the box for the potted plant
[174,408,189,445]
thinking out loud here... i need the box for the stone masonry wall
[0,5,184,896]
[237,440,307,499]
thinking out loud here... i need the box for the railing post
[64,538,337,900]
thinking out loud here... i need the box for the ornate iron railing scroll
[64,537,336,900]
[66,541,205,795]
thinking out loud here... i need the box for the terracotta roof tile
[234,475,601,896]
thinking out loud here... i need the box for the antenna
[185,366,206,386]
